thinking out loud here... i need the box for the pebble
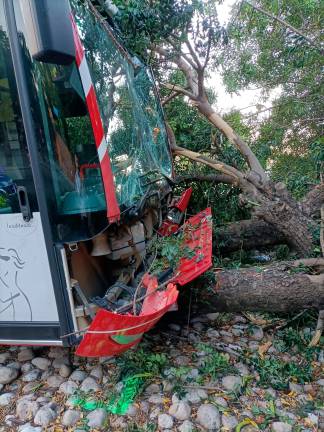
[62,409,81,426]
[241,426,259,432]
[158,413,174,429]
[222,375,242,392]
[48,347,69,358]
[31,357,51,371]
[23,382,38,394]
[0,392,15,406]
[288,382,303,393]
[70,369,88,382]
[140,401,150,414]
[206,328,220,338]
[150,406,161,420]
[21,363,32,373]
[266,387,277,398]
[222,414,238,430]
[18,424,42,432]
[46,375,64,388]
[52,356,70,369]
[148,394,164,404]
[16,399,39,421]
[168,323,181,332]
[184,388,208,403]
[86,408,107,428]
[18,349,34,362]
[213,396,228,408]
[80,376,100,392]
[22,369,41,382]
[145,383,160,394]
[178,420,194,432]
[59,380,78,395]
[0,352,10,363]
[59,364,72,378]
[235,362,250,376]
[250,326,264,340]
[34,406,57,426]
[0,366,19,384]
[248,341,260,351]
[126,403,138,416]
[206,312,220,321]
[90,365,103,381]
[168,400,191,420]
[196,404,221,430]
[7,361,21,370]
[271,422,292,432]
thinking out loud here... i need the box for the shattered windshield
[71,0,173,209]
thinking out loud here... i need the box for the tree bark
[197,260,324,313]
[215,219,285,253]
[300,182,324,217]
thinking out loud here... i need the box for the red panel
[86,87,105,146]
[76,283,178,357]
[172,208,212,285]
[174,187,192,212]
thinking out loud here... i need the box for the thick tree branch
[172,145,246,185]
[162,90,181,106]
[162,83,196,99]
[244,1,324,53]
[196,100,268,182]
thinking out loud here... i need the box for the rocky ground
[0,312,323,431]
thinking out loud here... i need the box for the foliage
[251,400,294,428]
[223,0,323,194]
[249,355,313,390]
[273,326,321,361]
[195,343,234,379]
[117,348,168,379]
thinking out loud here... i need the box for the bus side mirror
[21,0,75,65]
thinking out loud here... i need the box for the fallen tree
[197,259,324,313]
[214,219,285,253]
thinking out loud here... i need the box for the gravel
[0,313,321,431]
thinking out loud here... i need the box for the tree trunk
[250,190,315,257]
[197,260,324,313]
[215,219,285,253]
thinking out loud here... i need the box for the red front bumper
[76,208,212,357]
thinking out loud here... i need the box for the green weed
[249,356,313,390]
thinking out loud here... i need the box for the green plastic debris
[71,372,153,415]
